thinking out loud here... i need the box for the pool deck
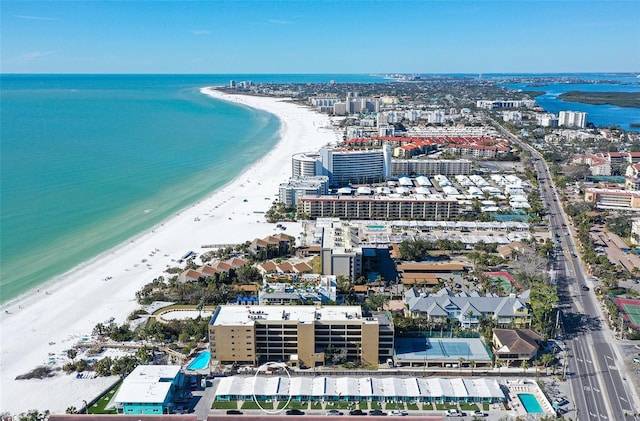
[504,379,555,418]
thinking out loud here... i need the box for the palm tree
[521,359,529,374]
[470,360,476,376]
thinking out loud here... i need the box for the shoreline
[0,87,338,413]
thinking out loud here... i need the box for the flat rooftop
[211,305,366,326]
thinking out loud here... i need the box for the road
[491,119,639,420]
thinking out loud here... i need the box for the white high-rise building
[559,111,587,128]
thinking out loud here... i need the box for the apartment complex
[320,221,363,279]
[404,288,532,330]
[391,159,471,177]
[559,111,587,128]
[319,147,392,186]
[279,176,329,207]
[208,305,393,367]
[476,100,536,109]
[584,188,640,210]
[298,194,459,220]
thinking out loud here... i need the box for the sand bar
[0,88,338,413]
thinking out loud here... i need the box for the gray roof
[407,288,529,318]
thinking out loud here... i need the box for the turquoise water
[187,351,211,370]
[0,75,284,303]
[518,393,543,414]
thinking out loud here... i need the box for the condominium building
[297,195,459,220]
[292,152,322,178]
[404,288,532,330]
[584,188,640,210]
[319,147,391,186]
[476,100,536,110]
[559,111,587,128]
[279,176,329,207]
[320,221,363,279]
[570,154,611,176]
[391,159,471,176]
[208,305,394,367]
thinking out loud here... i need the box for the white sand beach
[0,88,338,414]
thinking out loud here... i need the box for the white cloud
[14,15,59,21]
[267,19,293,25]
[8,50,57,64]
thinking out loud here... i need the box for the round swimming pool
[187,351,210,370]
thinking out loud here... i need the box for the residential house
[492,328,543,367]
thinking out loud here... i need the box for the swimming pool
[187,351,210,370]
[518,393,543,414]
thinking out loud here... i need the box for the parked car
[368,410,387,416]
[286,409,305,416]
[581,285,590,291]
[226,410,243,415]
[633,357,640,364]
[349,410,366,416]
[326,410,344,416]
[389,410,408,416]
[472,410,486,417]
[445,409,464,417]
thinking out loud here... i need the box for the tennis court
[615,297,640,329]
[394,337,492,364]
[485,271,520,294]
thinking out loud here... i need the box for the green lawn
[406,403,419,411]
[459,403,480,411]
[384,402,404,410]
[326,401,353,409]
[370,402,382,410]
[241,401,273,410]
[88,380,121,414]
[483,402,490,411]
[212,400,239,410]
[421,402,433,411]
[435,403,459,410]
[310,402,323,410]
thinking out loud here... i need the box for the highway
[492,119,639,420]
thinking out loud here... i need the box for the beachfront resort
[5,79,640,420]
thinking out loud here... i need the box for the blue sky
[1,0,639,74]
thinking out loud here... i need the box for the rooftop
[211,305,366,326]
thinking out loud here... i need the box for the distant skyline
[1,0,639,74]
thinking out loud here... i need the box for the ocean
[0,74,389,304]
[1,73,637,304]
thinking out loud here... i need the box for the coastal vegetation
[558,91,640,108]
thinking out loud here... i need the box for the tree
[67,348,78,363]
[111,355,138,378]
[65,407,77,414]
[521,359,529,373]
[17,411,50,421]
[94,356,113,376]
[366,294,389,311]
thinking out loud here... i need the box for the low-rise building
[404,288,531,330]
[492,328,543,367]
[584,188,640,210]
[112,365,184,414]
